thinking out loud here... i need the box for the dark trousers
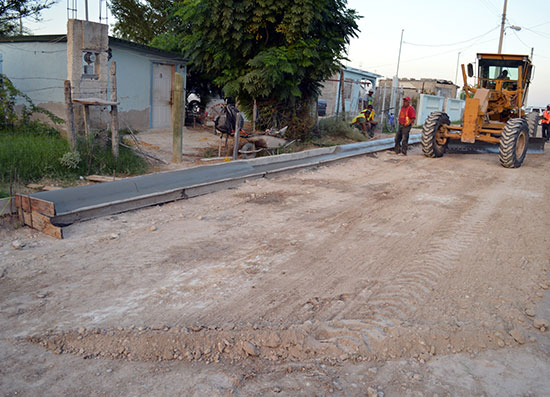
[542,123,549,139]
[395,124,412,154]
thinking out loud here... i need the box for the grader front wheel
[499,118,529,168]
[422,111,450,158]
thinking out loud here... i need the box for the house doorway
[151,63,174,128]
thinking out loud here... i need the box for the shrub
[318,116,368,141]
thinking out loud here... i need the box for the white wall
[0,42,67,104]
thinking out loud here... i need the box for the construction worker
[366,90,374,107]
[542,105,550,141]
[365,104,378,137]
[350,108,369,134]
[394,97,416,155]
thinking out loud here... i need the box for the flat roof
[0,34,188,63]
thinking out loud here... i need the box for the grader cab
[422,53,543,168]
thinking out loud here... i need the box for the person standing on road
[394,97,416,155]
[542,105,550,141]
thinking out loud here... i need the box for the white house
[0,32,187,131]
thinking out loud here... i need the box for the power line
[403,26,499,47]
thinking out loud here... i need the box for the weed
[0,132,148,184]
[317,116,369,142]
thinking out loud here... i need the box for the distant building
[377,78,458,104]
[319,66,382,116]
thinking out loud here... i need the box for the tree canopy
[110,0,360,138]
[173,0,359,136]
[109,0,176,44]
[0,0,55,36]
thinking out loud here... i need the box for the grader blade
[447,137,545,154]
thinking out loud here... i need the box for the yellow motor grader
[422,53,543,168]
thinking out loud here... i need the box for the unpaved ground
[1,145,550,396]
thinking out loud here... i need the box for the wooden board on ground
[15,194,56,217]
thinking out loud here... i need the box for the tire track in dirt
[312,172,515,355]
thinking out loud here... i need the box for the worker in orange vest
[542,105,550,141]
[395,97,416,155]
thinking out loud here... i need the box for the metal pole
[85,0,89,21]
[391,29,404,117]
[381,83,387,126]
[454,52,461,85]
[497,0,508,54]
[396,29,404,77]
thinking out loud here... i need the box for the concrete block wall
[416,94,445,125]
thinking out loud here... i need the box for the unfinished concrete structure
[66,19,109,131]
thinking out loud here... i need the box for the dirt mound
[28,320,525,365]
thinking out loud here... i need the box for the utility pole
[455,51,461,98]
[497,0,508,53]
[391,29,404,117]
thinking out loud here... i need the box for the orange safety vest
[542,110,550,124]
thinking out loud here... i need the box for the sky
[25,0,550,106]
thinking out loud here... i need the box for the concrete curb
[21,134,422,232]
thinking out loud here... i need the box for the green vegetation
[0,132,148,184]
[317,116,369,142]
[150,0,359,141]
[0,75,148,189]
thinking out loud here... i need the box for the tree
[0,0,55,36]
[109,0,177,44]
[172,0,360,138]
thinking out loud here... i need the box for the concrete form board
[27,135,420,227]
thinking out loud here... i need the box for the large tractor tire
[422,111,450,158]
[499,118,529,168]
[525,111,540,137]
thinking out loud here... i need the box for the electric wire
[403,26,499,47]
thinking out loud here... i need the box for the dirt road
[1,145,549,396]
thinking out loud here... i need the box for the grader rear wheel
[499,118,529,168]
[422,111,450,158]
[525,112,540,137]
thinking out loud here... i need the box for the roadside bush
[318,116,368,141]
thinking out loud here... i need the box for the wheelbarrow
[238,127,295,159]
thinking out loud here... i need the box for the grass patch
[0,131,148,185]
[317,116,369,142]
[0,189,8,198]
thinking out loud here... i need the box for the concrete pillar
[67,19,109,133]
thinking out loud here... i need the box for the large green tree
[0,0,54,36]
[109,0,176,44]
[174,0,359,137]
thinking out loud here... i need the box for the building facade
[0,27,187,133]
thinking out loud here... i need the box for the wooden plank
[20,210,63,239]
[72,97,120,106]
[64,80,77,151]
[110,62,120,159]
[15,194,56,216]
[172,73,184,163]
[85,175,123,183]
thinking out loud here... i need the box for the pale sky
[25,0,550,106]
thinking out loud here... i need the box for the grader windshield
[477,54,533,107]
